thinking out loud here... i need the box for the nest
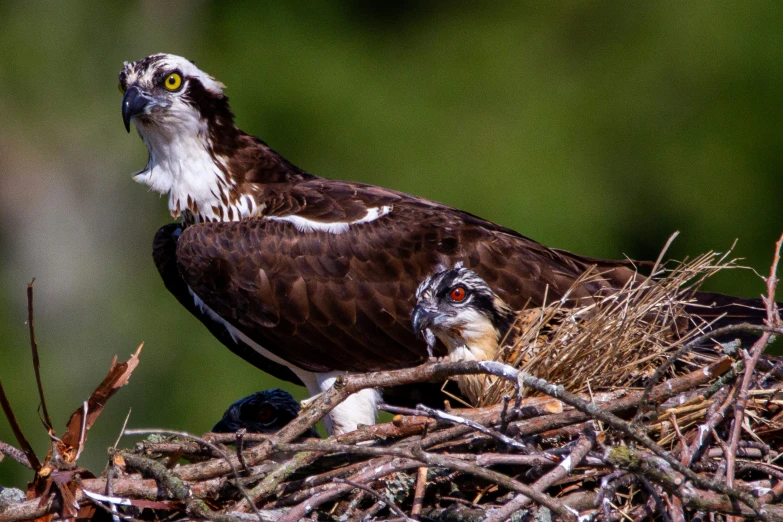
[1,237,782,522]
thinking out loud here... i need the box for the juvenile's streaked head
[412,266,514,358]
[119,53,230,134]
[212,389,302,434]
[412,266,515,405]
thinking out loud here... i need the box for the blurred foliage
[0,1,781,487]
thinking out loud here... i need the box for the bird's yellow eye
[163,72,183,91]
[450,286,467,302]
[118,82,126,94]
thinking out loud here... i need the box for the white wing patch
[267,205,391,234]
[357,206,392,224]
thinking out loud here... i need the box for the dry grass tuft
[480,249,742,406]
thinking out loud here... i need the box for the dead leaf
[58,344,143,462]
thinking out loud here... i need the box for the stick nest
[1,240,782,522]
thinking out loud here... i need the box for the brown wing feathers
[176,219,434,372]
[152,223,303,385]
[172,181,648,374]
[163,174,775,380]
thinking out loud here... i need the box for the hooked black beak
[411,304,436,339]
[122,86,154,132]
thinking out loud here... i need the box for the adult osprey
[120,54,768,434]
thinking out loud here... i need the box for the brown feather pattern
[152,224,303,385]
[173,178,643,373]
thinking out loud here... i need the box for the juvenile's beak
[412,304,436,338]
[122,86,154,132]
[412,304,442,358]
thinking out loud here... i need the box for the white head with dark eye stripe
[120,53,312,223]
[119,54,250,222]
[119,54,228,134]
[412,266,514,360]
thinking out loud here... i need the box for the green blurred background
[1,2,781,487]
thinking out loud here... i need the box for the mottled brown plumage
[170,181,645,373]
[152,223,303,384]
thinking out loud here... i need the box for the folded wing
[172,182,644,373]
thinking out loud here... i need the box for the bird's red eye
[450,286,467,302]
[257,406,273,421]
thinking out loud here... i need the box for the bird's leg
[299,373,382,435]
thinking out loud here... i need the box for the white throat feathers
[123,54,258,223]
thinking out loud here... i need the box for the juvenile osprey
[212,389,306,434]
[121,54,771,434]
[412,266,516,404]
